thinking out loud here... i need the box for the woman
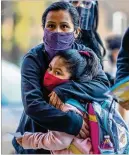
[12,2,109,154]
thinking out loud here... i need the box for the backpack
[66,98,129,154]
[92,98,129,154]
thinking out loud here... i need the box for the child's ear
[74,27,81,38]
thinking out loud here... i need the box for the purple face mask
[43,28,75,59]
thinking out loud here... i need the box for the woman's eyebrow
[60,22,70,24]
[46,21,56,24]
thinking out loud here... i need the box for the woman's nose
[54,26,63,33]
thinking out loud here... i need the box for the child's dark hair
[56,49,99,81]
[42,1,79,30]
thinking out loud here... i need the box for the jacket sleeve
[54,63,110,102]
[116,27,129,83]
[21,54,83,136]
[22,131,74,150]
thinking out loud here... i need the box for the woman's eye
[47,24,55,28]
[62,25,69,29]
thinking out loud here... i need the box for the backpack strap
[66,99,87,113]
[88,103,100,154]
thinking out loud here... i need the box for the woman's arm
[21,54,83,136]
[54,63,110,103]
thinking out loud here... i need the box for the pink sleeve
[22,131,74,150]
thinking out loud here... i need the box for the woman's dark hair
[55,49,99,81]
[42,1,79,30]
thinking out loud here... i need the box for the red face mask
[43,71,69,91]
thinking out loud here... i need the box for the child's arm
[16,105,88,151]
[17,131,74,150]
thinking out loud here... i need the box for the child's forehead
[51,56,66,66]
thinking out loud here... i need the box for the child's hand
[119,100,129,110]
[49,91,64,109]
[16,137,23,146]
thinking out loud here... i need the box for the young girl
[16,49,99,154]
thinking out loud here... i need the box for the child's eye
[47,66,52,71]
[55,71,61,75]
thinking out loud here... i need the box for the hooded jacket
[12,42,109,154]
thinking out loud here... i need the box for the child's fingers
[48,91,53,97]
[49,93,56,106]
[55,98,61,109]
[49,93,60,108]
[55,98,63,109]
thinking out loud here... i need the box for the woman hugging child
[16,48,99,154]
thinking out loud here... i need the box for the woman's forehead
[46,10,73,24]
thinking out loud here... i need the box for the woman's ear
[74,27,81,38]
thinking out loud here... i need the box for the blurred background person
[105,34,129,124]
[106,35,121,78]
[104,35,122,86]
[66,0,106,67]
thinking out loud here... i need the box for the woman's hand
[49,91,64,109]
[78,117,89,139]
[16,137,23,146]
[49,92,90,138]
[119,100,129,110]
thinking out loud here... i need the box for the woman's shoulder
[23,43,46,61]
[27,43,45,56]
[22,43,48,67]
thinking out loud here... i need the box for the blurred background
[1,0,129,154]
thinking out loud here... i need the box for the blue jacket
[116,27,129,83]
[12,42,109,154]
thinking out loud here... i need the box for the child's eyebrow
[55,68,62,72]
